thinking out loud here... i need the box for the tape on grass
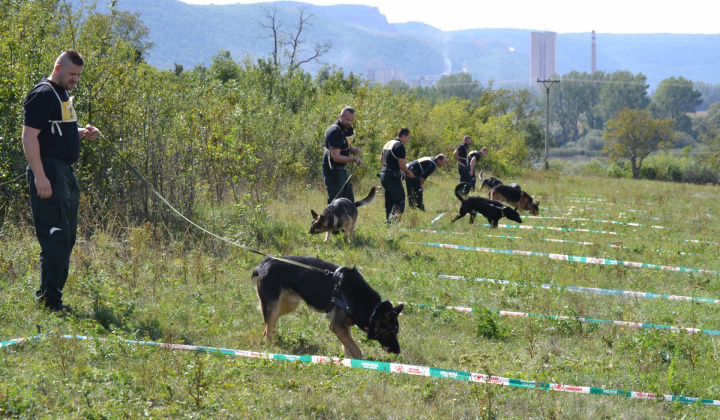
[526,215,666,229]
[2,333,718,406]
[404,302,720,336]
[414,242,719,276]
[404,271,720,305]
[413,229,699,256]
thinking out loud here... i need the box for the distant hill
[96,0,720,87]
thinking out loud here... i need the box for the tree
[695,102,720,176]
[258,5,331,75]
[651,76,702,134]
[550,71,604,145]
[694,82,720,111]
[602,108,676,179]
[432,73,483,101]
[595,71,650,128]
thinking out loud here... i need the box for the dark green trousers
[28,158,79,309]
[380,172,405,221]
[322,166,354,204]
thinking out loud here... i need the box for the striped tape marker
[526,215,666,229]
[413,229,700,256]
[419,222,625,235]
[397,271,720,305]
[404,302,720,336]
[1,334,717,406]
[414,242,719,275]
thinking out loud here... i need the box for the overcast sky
[179,0,718,34]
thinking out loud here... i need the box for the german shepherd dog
[477,170,504,192]
[310,187,376,242]
[452,184,523,227]
[251,255,404,359]
[488,185,540,216]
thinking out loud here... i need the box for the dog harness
[325,266,354,317]
[36,81,77,137]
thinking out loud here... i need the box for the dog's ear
[311,209,318,219]
[393,303,405,315]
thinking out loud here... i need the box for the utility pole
[538,78,560,170]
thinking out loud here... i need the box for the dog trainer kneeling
[380,128,414,222]
[322,106,363,204]
[406,154,446,211]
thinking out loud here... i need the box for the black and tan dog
[452,183,523,227]
[310,187,376,242]
[488,184,540,216]
[251,255,404,359]
[477,170,504,192]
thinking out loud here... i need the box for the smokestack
[591,30,596,74]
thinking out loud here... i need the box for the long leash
[96,130,333,276]
[0,173,24,187]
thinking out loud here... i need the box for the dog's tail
[454,183,471,201]
[354,187,376,208]
[479,169,483,179]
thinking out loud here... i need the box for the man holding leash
[405,154,446,211]
[22,49,99,314]
[380,128,414,222]
[322,106,363,204]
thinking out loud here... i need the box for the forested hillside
[92,0,720,87]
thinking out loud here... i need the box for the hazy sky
[179,0,718,34]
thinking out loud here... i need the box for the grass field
[2,170,720,419]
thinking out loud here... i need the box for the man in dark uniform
[380,128,415,222]
[322,106,363,204]
[405,154,446,211]
[22,49,99,313]
[454,135,473,186]
[465,147,489,192]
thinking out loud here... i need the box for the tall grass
[1,172,719,418]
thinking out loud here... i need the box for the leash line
[98,132,330,275]
[414,241,720,276]
[2,333,717,406]
[0,173,24,187]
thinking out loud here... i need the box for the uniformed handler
[454,135,473,186]
[405,154,447,211]
[465,147,489,192]
[22,49,99,313]
[322,106,363,204]
[380,128,414,222]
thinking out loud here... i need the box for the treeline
[547,70,720,150]
[0,1,542,228]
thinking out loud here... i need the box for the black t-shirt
[468,150,482,166]
[23,78,80,163]
[455,142,469,165]
[322,120,355,168]
[381,139,406,171]
[407,157,438,179]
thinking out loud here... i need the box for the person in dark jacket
[380,128,414,222]
[22,49,99,313]
[405,154,446,211]
[322,106,363,203]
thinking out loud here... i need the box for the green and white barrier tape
[404,302,720,336]
[2,333,718,406]
[414,242,719,276]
